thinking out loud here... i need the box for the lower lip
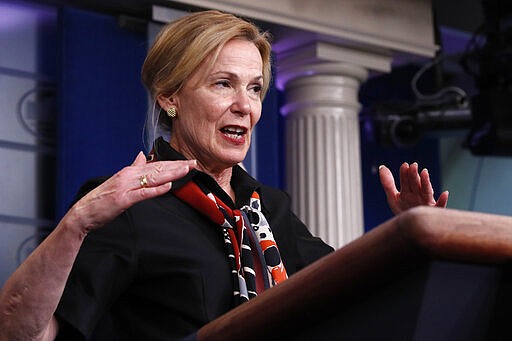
[220,131,246,145]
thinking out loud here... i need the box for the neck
[170,139,235,202]
[205,167,234,202]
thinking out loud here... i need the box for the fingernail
[379,165,384,170]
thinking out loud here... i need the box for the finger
[399,162,410,192]
[103,163,188,210]
[419,168,434,199]
[130,163,194,202]
[379,165,399,196]
[156,163,192,184]
[136,161,196,190]
[131,182,174,202]
[162,159,197,171]
[146,160,196,186]
[379,165,401,214]
[435,190,449,208]
[407,162,421,195]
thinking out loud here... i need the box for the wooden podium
[195,206,512,340]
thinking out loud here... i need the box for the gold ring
[139,175,148,188]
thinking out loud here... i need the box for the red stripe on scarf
[173,182,225,225]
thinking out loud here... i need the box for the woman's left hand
[378,162,449,215]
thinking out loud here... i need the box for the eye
[250,84,262,94]
[215,80,230,88]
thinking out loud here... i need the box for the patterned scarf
[173,180,288,305]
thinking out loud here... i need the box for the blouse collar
[152,137,260,208]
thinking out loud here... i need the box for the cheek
[182,100,221,128]
[251,103,263,126]
[199,97,229,122]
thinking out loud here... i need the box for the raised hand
[378,162,449,215]
[68,151,196,234]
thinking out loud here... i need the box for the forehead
[213,39,262,69]
[200,39,263,78]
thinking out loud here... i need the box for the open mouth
[220,126,247,140]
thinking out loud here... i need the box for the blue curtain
[57,8,147,218]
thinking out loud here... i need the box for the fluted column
[278,61,369,248]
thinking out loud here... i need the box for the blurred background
[1,0,511,286]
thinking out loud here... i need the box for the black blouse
[55,138,333,341]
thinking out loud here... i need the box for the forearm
[0,210,87,340]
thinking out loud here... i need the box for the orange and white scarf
[173,181,288,305]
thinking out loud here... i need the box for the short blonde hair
[141,10,272,142]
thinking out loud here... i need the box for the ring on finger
[139,174,148,188]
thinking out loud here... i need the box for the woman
[0,10,448,341]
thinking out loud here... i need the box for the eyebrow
[209,71,263,83]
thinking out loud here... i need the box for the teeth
[225,133,242,139]
[222,127,245,134]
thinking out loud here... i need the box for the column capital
[276,40,392,72]
[277,64,367,117]
[276,60,369,93]
[274,41,393,92]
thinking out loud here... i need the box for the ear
[156,94,177,111]
[156,95,171,110]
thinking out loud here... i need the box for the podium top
[196,206,512,341]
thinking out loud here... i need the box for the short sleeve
[55,209,138,339]
[288,210,335,267]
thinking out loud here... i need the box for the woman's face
[167,39,263,173]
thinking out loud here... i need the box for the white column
[278,59,370,248]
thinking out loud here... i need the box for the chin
[220,153,247,168]
[212,143,249,167]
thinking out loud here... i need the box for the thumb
[379,165,398,195]
[435,190,450,208]
[132,151,147,166]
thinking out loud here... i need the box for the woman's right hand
[67,152,196,235]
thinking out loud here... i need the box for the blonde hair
[141,10,272,147]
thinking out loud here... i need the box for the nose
[231,90,252,116]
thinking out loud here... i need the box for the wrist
[55,207,90,245]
